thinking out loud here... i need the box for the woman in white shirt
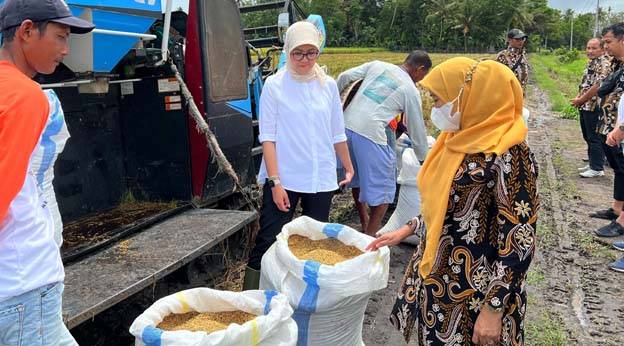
[243,21,354,289]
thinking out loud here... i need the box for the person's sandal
[594,221,624,237]
[589,208,619,220]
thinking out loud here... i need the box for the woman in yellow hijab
[367,58,539,345]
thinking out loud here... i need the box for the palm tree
[507,0,534,30]
[424,0,457,48]
[452,0,477,52]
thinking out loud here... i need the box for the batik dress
[390,142,540,346]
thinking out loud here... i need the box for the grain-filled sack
[129,288,297,346]
[260,216,390,346]
[377,148,421,245]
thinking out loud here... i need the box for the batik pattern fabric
[389,142,540,346]
[496,47,530,93]
[578,54,612,112]
[599,59,624,135]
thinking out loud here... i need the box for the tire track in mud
[526,87,624,345]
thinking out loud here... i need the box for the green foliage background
[241,0,624,52]
[530,51,587,119]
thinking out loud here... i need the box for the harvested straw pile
[157,311,256,334]
[288,235,362,265]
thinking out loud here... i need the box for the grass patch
[525,310,568,346]
[529,53,586,119]
[319,52,495,77]
[537,221,557,249]
[526,265,546,287]
[323,47,389,54]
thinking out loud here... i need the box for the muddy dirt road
[350,85,624,346]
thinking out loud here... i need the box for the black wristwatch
[619,123,624,132]
[267,177,281,188]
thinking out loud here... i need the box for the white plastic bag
[260,216,390,346]
[522,107,530,125]
[30,89,70,247]
[129,288,297,346]
[377,148,421,245]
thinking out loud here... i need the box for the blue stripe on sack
[141,326,163,346]
[264,290,278,315]
[322,223,343,238]
[293,261,321,346]
[36,93,64,187]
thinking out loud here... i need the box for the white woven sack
[129,288,297,346]
[396,148,420,187]
[376,185,421,245]
[30,89,70,247]
[260,216,390,346]
[377,148,421,245]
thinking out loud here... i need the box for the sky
[548,0,624,13]
[164,0,624,14]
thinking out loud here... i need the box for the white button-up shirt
[258,70,347,193]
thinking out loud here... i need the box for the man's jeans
[0,282,77,346]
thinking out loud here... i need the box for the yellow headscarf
[416,57,527,278]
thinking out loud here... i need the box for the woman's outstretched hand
[365,224,413,251]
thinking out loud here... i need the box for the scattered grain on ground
[288,234,363,265]
[157,311,256,334]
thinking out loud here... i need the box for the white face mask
[431,90,462,132]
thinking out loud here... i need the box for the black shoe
[589,208,619,220]
[582,158,589,162]
[595,221,624,237]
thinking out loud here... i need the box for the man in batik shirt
[496,29,530,94]
[571,38,611,178]
[592,23,624,249]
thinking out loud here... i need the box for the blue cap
[0,0,95,34]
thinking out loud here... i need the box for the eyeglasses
[291,51,320,61]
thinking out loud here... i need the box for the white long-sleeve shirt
[257,70,347,193]
[337,61,429,161]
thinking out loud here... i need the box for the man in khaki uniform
[496,29,530,94]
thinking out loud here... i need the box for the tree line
[241,0,624,52]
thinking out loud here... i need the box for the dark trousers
[601,135,624,201]
[247,183,334,270]
[580,109,606,171]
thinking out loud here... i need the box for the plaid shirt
[599,58,624,135]
[579,54,612,111]
[496,47,530,93]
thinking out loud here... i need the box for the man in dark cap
[0,0,94,344]
[496,28,531,94]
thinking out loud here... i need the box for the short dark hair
[589,37,604,48]
[602,22,624,40]
[1,20,49,46]
[404,50,432,69]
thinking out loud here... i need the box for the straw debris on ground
[157,311,256,334]
[288,234,363,265]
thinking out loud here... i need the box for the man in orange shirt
[0,0,94,344]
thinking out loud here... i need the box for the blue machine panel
[91,9,156,72]
[67,0,162,14]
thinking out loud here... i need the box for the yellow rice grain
[157,311,256,334]
[288,234,363,265]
